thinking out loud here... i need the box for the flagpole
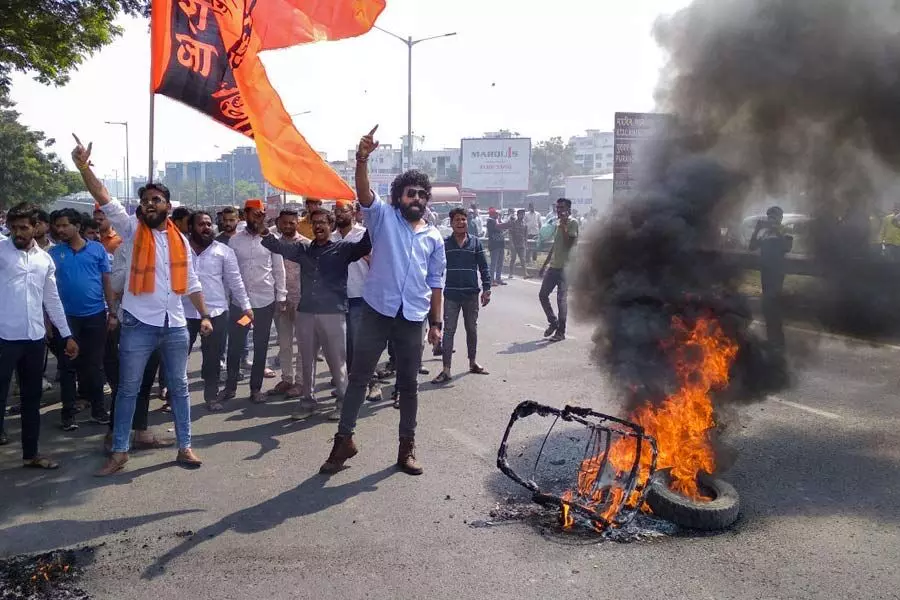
[148,92,156,185]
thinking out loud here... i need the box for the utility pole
[374,27,456,171]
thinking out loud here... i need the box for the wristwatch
[201,314,212,321]
[429,321,443,331]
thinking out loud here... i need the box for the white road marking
[442,428,494,464]
[750,320,900,352]
[769,396,843,420]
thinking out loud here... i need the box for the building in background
[569,129,615,175]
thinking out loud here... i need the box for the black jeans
[226,302,275,393]
[539,267,568,334]
[0,339,47,459]
[489,243,505,281]
[761,267,786,348]
[339,303,424,438]
[188,313,228,401]
[53,311,108,421]
[443,294,479,369]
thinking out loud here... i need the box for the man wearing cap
[320,127,446,476]
[223,198,287,404]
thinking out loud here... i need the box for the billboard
[613,112,673,199]
[460,138,531,192]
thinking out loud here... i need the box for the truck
[564,174,614,217]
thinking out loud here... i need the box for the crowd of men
[0,127,579,477]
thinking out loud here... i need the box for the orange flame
[562,316,738,529]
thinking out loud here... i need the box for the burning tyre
[646,469,740,531]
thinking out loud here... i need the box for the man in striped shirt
[431,207,492,384]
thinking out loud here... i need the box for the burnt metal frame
[497,400,659,529]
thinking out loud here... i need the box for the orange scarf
[128,218,189,296]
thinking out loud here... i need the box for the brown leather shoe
[176,448,203,468]
[95,452,128,477]
[319,434,357,474]
[397,437,423,475]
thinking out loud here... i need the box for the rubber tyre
[645,470,740,531]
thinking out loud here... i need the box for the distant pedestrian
[524,202,542,262]
[486,207,509,286]
[749,206,793,348]
[508,208,529,279]
[538,198,579,342]
[0,203,78,469]
[880,203,900,260]
[432,208,491,384]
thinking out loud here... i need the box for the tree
[0,1,149,92]
[530,137,576,193]
[0,92,81,207]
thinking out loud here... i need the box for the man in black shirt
[749,205,793,348]
[261,209,371,419]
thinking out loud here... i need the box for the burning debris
[0,547,94,600]
[497,308,743,533]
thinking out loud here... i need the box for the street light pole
[374,27,457,171]
[105,121,129,201]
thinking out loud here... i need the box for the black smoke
[576,0,900,409]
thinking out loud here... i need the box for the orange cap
[244,198,264,211]
[335,199,353,209]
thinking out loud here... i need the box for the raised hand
[357,125,380,161]
[71,133,93,169]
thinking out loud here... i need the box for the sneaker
[41,378,53,392]
[102,383,112,396]
[418,367,429,375]
[90,411,111,425]
[543,322,558,337]
[217,388,236,403]
[366,382,382,403]
[60,419,78,432]
[290,397,318,420]
[549,332,566,342]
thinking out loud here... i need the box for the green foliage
[0,92,81,207]
[0,0,150,91]
[530,137,576,193]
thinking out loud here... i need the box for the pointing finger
[368,124,379,136]
[72,133,83,147]
[86,141,93,155]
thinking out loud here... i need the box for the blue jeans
[112,311,191,453]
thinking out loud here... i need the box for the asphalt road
[1,278,898,600]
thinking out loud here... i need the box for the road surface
[1,278,898,599]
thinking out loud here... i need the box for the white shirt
[101,200,202,328]
[229,228,287,308]
[0,239,71,340]
[331,224,369,299]
[183,240,251,319]
[524,211,542,236]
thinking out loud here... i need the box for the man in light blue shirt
[321,126,446,477]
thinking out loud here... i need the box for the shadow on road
[497,339,553,355]
[0,509,203,556]
[141,466,398,579]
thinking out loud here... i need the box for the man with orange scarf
[72,136,212,476]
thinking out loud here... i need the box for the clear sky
[9,0,690,181]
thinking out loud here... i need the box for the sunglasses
[405,188,430,200]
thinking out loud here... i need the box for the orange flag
[150,0,386,199]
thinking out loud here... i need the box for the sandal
[469,365,490,375]
[23,455,59,470]
[431,372,451,385]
